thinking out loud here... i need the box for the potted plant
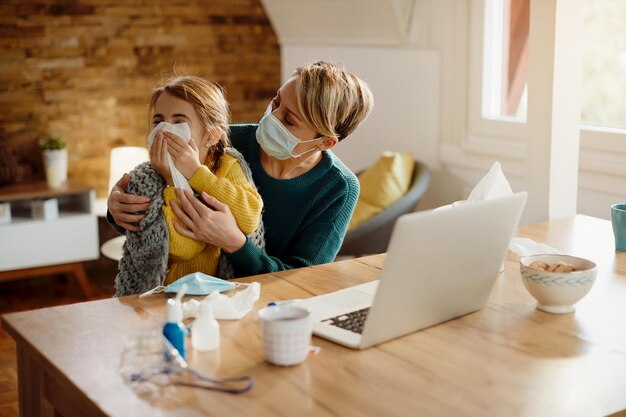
[39,135,68,189]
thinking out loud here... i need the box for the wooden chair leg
[69,263,94,299]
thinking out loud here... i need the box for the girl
[114,76,263,296]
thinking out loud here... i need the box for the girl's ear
[207,128,222,147]
[199,128,211,149]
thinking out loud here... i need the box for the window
[481,0,626,130]
[582,0,626,130]
[482,0,528,121]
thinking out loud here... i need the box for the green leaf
[39,136,67,150]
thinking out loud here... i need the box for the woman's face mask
[255,104,322,160]
[140,272,238,297]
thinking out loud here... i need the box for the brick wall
[0,0,280,197]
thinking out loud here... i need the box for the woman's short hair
[294,61,374,141]
[149,75,231,148]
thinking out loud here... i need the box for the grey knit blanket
[114,148,265,296]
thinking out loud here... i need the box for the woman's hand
[170,189,247,253]
[150,130,173,185]
[164,131,202,180]
[107,174,151,232]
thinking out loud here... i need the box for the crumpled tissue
[182,282,260,320]
[147,121,193,192]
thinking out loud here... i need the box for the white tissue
[449,162,562,258]
[467,161,513,202]
[182,282,261,320]
[147,122,193,192]
[509,238,564,257]
[182,298,201,319]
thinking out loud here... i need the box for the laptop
[296,192,527,349]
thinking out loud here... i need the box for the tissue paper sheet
[147,122,193,192]
[467,161,513,202]
[509,238,564,257]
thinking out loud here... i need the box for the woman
[108,61,373,277]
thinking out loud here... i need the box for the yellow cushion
[348,152,414,231]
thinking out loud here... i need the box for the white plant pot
[43,149,68,189]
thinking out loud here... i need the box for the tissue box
[31,198,59,220]
[0,202,10,224]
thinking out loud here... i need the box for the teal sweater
[226,124,359,277]
[108,124,359,277]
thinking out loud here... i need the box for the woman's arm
[165,151,263,260]
[170,189,355,277]
[170,190,247,254]
[107,174,151,233]
[187,157,263,235]
[226,220,346,276]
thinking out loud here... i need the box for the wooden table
[3,215,626,417]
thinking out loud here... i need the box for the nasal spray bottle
[191,301,220,351]
[163,284,187,359]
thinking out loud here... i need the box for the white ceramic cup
[258,305,312,366]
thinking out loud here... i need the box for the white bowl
[519,254,598,314]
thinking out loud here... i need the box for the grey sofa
[337,160,431,257]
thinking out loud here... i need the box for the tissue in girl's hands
[146,121,193,192]
[467,162,513,202]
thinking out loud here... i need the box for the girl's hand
[163,131,202,180]
[170,189,247,253]
[150,130,173,185]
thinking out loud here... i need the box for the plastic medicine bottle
[163,298,186,358]
[192,301,220,351]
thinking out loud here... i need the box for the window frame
[468,0,527,143]
[468,0,626,151]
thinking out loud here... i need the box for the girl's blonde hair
[294,61,373,141]
[149,75,230,172]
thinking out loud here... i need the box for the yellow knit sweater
[162,153,263,285]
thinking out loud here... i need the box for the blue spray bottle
[163,284,187,359]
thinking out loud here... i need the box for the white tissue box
[31,198,59,220]
[0,202,10,224]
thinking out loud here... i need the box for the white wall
[261,0,452,211]
[282,45,440,173]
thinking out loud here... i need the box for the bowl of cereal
[519,254,598,314]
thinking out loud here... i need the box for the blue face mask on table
[140,272,237,297]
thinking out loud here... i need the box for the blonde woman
[113,76,263,295]
[109,61,372,277]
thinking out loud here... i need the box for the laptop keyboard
[322,307,370,334]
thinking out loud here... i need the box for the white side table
[100,235,125,262]
[0,182,98,297]
[96,197,126,261]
